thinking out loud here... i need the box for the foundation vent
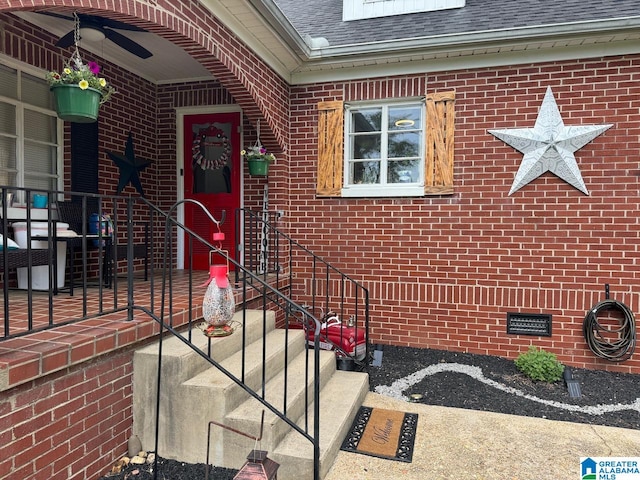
[506,312,552,336]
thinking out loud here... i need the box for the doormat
[340,406,418,462]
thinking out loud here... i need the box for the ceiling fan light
[80,27,106,42]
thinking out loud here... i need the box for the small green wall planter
[247,159,270,176]
[51,85,101,123]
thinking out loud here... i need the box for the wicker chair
[56,200,149,292]
[111,222,149,283]
[56,200,108,295]
[0,249,51,270]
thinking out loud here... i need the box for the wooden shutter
[425,91,455,195]
[317,100,344,197]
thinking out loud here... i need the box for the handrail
[1,185,369,479]
[1,186,155,337]
[236,207,371,369]
[150,198,324,480]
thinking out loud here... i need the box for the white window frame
[0,55,63,205]
[342,98,425,198]
[343,0,465,21]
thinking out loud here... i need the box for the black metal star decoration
[107,131,152,196]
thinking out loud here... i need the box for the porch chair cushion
[0,234,19,250]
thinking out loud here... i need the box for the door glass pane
[0,64,18,99]
[24,172,56,192]
[191,121,233,194]
[24,142,56,175]
[22,73,52,109]
[24,109,56,142]
[0,136,16,170]
[0,171,16,188]
[0,102,16,135]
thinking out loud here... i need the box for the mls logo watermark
[581,457,640,479]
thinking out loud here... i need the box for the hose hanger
[583,285,636,362]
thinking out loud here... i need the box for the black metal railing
[1,186,157,339]
[236,207,371,369]
[1,185,370,479]
[156,199,327,480]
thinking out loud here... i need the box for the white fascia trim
[199,0,308,81]
[288,17,640,84]
[291,37,640,85]
[304,17,640,60]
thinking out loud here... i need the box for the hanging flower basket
[247,159,271,176]
[242,141,275,177]
[45,13,116,123]
[51,84,102,123]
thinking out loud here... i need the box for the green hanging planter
[247,159,270,176]
[51,85,102,123]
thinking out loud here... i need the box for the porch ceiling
[12,0,305,85]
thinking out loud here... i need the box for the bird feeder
[201,231,235,337]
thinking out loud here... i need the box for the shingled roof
[274,0,640,47]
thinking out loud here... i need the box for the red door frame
[179,107,242,271]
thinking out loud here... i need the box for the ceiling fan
[37,11,153,59]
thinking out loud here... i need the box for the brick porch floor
[0,270,210,392]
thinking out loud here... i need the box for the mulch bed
[99,345,640,479]
[368,345,640,430]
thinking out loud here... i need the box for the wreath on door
[192,125,231,170]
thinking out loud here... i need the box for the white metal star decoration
[489,86,612,195]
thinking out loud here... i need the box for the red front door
[183,111,241,270]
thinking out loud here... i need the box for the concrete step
[272,370,369,480]
[222,348,338,467]
[173,327,307,465]
[132,308,369,480]
[132,309,276,456]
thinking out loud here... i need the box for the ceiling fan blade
[36,11,74,22]
[88,15,147,32]
[55,30,76,49]
[104,29,153,59]
[36,10,147,32]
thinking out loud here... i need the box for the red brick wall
[289,60,640,374]
[0,350,133,480]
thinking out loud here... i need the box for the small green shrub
[514,346,564,383]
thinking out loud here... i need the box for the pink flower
[88,62,101,74]
[259,147,266,154]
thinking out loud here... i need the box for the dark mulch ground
[368,345,640,430]
[98,345,640,479]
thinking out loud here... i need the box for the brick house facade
[1,0,639,478]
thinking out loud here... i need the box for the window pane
[388,159,421,184]
[0,136,16,169]
[24,141,56,175]
[0,102,16,135]
[0,64,18,99]
[351,108,381,132]
[0,170,16,187]
[388,106,421,131]
[389,131,420,158]
[351,160,380,184]
[22,73,52,109]
[24,109,56,142]
[352,134,380,159]
[24,173,56,192]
